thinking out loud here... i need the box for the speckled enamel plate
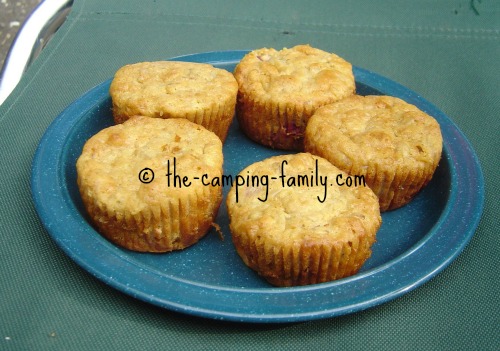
[31,51,484,323]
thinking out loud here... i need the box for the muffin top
[76,117,223,216]
[305,95,443,169]
[109,61,238,118]
[234,44,355,106]
[226,153,381,244]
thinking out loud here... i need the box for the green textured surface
[0,0,498,349]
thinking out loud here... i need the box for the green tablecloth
[1,0,498,349]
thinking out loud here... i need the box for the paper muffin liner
[232,227,375,287]
[349,159,439,212]
[79,182,222,253]
[189,97,236,143]
[304,142,440,212]
[113,97,236,143]
[236,93,318,151]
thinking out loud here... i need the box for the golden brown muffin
[233,44,355,150]
[76,116,224,252]
[304,95,443,211]
[226,153,381,287]
[109,61,238,142]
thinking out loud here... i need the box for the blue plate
[30,51,484,323]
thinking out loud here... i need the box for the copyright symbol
[139,168,154,184]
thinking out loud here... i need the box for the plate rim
[30,50,485,323]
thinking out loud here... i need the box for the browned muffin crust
[76,117,224,252]
[305,95,443,211]
[234,44,355,150]
[226,153,381,286]
[109,61,238,142]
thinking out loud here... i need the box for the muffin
[233,44,355,150]
[304,95,443,211]
[226,153,381,287]
[109,61,238,142]
[76,116,224,252]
